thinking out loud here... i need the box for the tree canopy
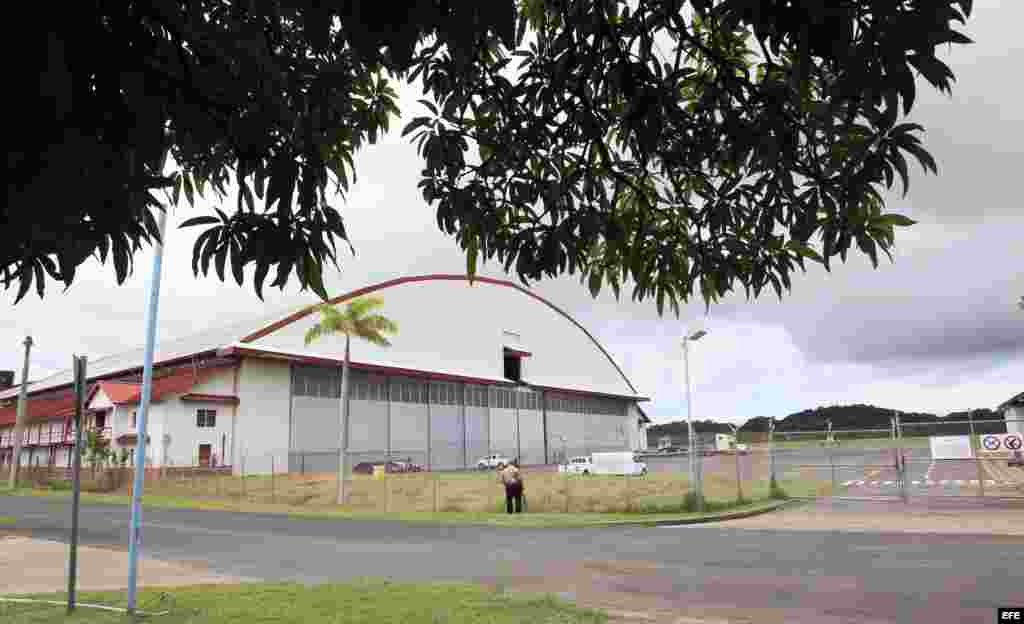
[5,1,974,311]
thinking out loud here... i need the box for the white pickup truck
[558,452,647,476]
[476,454,512,470]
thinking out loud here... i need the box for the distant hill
[648,404,1006,439]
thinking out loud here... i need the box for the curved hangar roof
[2,275,646,403]
[232,275,643,399]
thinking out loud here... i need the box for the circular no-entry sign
[1006,436,1023,451]
[982,435,1001,451]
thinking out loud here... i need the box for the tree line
[649,404,1008,440]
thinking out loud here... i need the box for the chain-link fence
[16,443,825,513]
[769,415,1024,501]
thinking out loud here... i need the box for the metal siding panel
[348,400,387,452]
[547,410,586,462]
[489,408,517,459]
[517,408,545,466]
[390,401,428,456]
[465,405,490,468]
[429,404,463,470]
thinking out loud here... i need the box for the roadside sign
[929,435,973,460]
[979,433,1024,455]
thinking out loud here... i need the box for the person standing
[499,460,524,513]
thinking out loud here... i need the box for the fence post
[271,455,276,504]
[896,414,907,503]
[829,445,836,492]
[969,410,985,499]
[735,448,743,502]
[768,421,776,486]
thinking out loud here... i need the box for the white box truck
[558,452,647,476]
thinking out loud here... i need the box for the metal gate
[774,414,1024,502]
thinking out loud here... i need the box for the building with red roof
[1,275,649,474]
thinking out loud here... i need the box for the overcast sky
[2,1,1021,425]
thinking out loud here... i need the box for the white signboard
[979,433,1024,455]
[929,435,974,460]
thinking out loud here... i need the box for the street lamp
[682,328,707,505]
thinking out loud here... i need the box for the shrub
[769,477,789,500]
[682,491,705,513]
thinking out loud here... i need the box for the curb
[587,499,803,529]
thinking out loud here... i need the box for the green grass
[1,485,797,528]
[0,515,15,526]
[0,581,608,623]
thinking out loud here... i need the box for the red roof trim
[222,346,647,402]
[3,350,231,403]
[532,384,651,403]
[237,274,639,395]
[503,348,533,358]
[180,393,240,404]
[222,346,518,387]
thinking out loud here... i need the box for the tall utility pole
[682,328,707,510]
[7,335,34,489]
[126,206,169,615]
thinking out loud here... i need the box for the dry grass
[108,462,830,514]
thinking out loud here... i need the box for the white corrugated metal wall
[287,364,636,472]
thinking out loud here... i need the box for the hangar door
[289,364,342,473]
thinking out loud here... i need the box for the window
[196,409,217,428]
[503,353,522,382]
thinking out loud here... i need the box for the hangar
[0,275,649,474]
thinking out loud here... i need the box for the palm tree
[304,297,397,505]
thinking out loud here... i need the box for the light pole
[7,335,33,490]
[682,328,707,507]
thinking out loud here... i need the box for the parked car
[352,460,423,475]
[558,452,647,476]
[476,454,512,470]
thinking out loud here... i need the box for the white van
[558,452,647,476]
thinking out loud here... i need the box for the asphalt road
[2,494,1022,623]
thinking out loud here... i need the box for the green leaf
[253,261,270,300]
[786,241,824,263]
[182,173,195,207]
[875,214,917,227]
[587,269,603,298]
[465,236,479,285]
[180,216,221,228]
[229,239,244,286]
